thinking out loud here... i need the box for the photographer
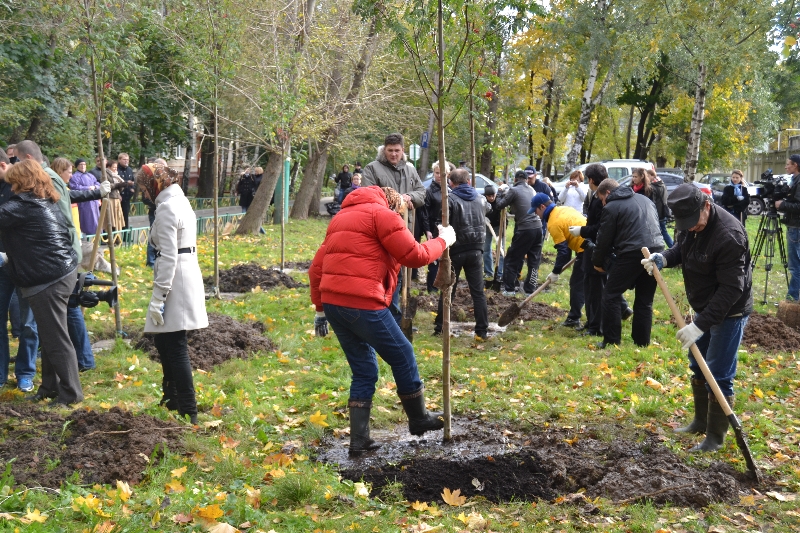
[558,169,586,211]
[0,160,82,405]
[775,155,800,301]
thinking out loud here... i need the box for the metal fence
[127,196,239,217]
[82,212,245,248]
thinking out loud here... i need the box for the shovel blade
[731,422,762,483]
[433,256,454,289]
[497,303,521,327]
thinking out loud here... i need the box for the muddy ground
[324,418,760,508]
[0,404,184,488]
[206,262,306,292]
[271,260,312,271]
[135,313,275,371]
[415,283,564,324]
[742,311,800,353]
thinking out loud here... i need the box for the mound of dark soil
[0,404,184,488]
[742,311,800,353]
[333,421,752,508]
[207,262,306,292]
[271,260,312,271]
[416,284,564,323]
[135,313,275,370]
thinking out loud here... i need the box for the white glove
[437,224,456,248]
[640,253,666,276]
[100,181,112,197]
[546,272,559,285]
[676,322,703,350]
[0,252,6,267]
[568,226,582,237]
[736,195,744,201]
[148,296,166,326]
[498,184,509,192]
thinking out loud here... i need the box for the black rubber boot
[348,399,380,455]
[399,388,444,436]
[159,380,178,411]
[675,378,708,434]
[690,395,733,452]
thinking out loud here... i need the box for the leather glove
[100,180,112,197]
[314,311,328,337]
[148,296,166,326]
[437,224,456,248]
[0,252,6,267]
[676,322,703,350]
[546,272,559,285]
[640,253,666,276]
[568,226,582,237]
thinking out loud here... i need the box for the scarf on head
[381,186,405,214]
[136,164,178,201]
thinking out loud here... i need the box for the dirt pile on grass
[206,262,305,292]
[332,420,749,508]
[742,311,800,353]
[0,404,184,488]
[416,284,564,323]
[135,313,275,370]
[271,260,312,271]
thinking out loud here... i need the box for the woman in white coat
[136,164,208,424]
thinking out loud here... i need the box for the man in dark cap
[492,170,542,296]
[776,154,800,301]
[642,183,752,452]
[592,178,664,348]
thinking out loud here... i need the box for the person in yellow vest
[528,193,587,328]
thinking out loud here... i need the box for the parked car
[697,173,765,216]
[617,172,685,195]
[552,159,656,197]
[422,172,496,196]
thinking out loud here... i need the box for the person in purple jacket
[69,158,101,235]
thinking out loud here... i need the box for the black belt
[154,247,196,258]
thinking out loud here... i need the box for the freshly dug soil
[332,420,753,508]
[207,262,305,292]
[0,404,184,488]
[416,284,564,323]
[271,260,312,271]
[742,311,800,353]
[135,313,275,371]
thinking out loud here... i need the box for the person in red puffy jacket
[310,185,456,454]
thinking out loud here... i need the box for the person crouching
[309,186,456,454]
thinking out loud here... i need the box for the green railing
[128,196,239,216]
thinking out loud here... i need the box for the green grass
[0,216,799,532]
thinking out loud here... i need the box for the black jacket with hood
[446,184,487,255]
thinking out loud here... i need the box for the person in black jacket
[720,169,749,225]
[642,184,752,452]
[0,160,83,405]
[483,185,503,279]
[493,171,542,296]
[335,165,353,203]
[433,169,489,340]
[577,165,633,337]
[237,171,256,212]
[776,155,800,301]
[592,178,664,348]
[117,153,135,230]
[420,161,452,292]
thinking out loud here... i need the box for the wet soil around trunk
[324,418,758,508]
[415,284,564,324]
[742,311,800,353]
[135,313,275,371]
[206,263,306,292]
[0,404,184,488]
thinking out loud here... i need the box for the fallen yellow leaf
[309,410,329,427]
[93,520,116,533]
[171,466,187,479]
[165,479,185,493]
[441,487,466,507]
[195,504,224,520]
[411,501,429,511]
[207,522,240,533]
[24,508,48,523]
[116,480,132,502]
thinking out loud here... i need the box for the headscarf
[136,163,179,201]
[381,186,405,214]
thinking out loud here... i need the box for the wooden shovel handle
[642,247,734,417]
[516,255,578,308]
[89,198,110,274]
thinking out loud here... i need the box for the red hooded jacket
[310,186,447,311]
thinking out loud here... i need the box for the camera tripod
[751,208,789,304]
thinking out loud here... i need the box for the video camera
[755,169,791,211]
[68,273,118,309]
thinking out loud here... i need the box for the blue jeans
[659,218,674,248]
[0,268,38,385]
[390,273,403,325]
[67,276,96,371]
[146,212,157,267]
[8,290,20,337]
[787,226,800,301]
[323,303,423,400]
[483,234,503,278]
[689,315,749,397]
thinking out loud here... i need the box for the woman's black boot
[399,388,443,436]
[348,399,380,455]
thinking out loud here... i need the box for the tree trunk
[536,78,554,171]
[633,60,669,160]
[236,149,282,234]
[479,56,501,178]
[564,57,614,173]
[292,141,329,219]
[625,104,634,158]
[197,119,216,198]
[544,85,562,178]
[683,63,707,180]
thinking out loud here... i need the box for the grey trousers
[26,272,83,404]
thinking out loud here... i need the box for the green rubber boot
[690,395,733,452]
[399,388,443,436]
[348,400,380,455]
[675,378,708,434]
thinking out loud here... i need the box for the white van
[552,159,656,197]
